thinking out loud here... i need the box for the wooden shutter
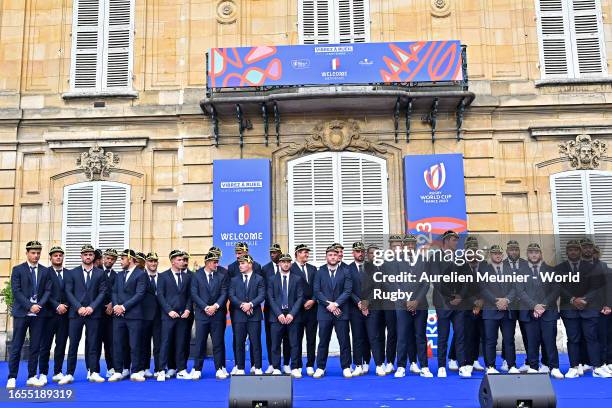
[299,0,333,44]
[63,183,96,268]
[97,182,130,251]
[71,0,104,91]
[585,171,612,263]
[103,0,133,90]
[536,0,574,78]
[569,0,607,76]
[337,0,369,43]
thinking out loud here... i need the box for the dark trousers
[524,318,559,369]
[95,314,113,372]
[600,313,612,365]
[563,316,601,367]
[112,318,142,373]
[234,321,262,370]
[160,318,188,372]
[380,309,397,363]
[316,319,351,370]
[183,315,194,363]
[364,310,384,366]
[8,316,45,379]
[396,310,428,368]
[349,309,371,366]
[464,311,484,364]
[270,320,300,369]
[39,314,69,376]
[484,317,516,368]
[232,320,255,368]
[141,318,162,372]
[194,319,225,370]
[265,315,291,367]
[67,317,100,375]
[437,310,465,367]
[298,307,317,368]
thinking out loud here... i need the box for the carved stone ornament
[216,0,237,24]
[559,134,607,170]
[431,0,451,17]
[76,144,120,181]
[285,120,387,156]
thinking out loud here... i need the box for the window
[299,0,370,44]
[70,0,134,93]
[550,170,612,263]
[288,152,388,265]
[535,0,607,79]
[62,181,131,268]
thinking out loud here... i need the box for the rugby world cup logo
[423,163,446,191]
[238,204,250,226]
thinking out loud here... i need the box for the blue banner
[213,159,272,266]
[208,41,463,89]
[403,154,467,244]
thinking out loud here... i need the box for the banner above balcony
[207,41,464,90]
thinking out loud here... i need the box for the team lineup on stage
[6,231,612,389]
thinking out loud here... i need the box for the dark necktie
[207,272,213,287]
[56,270,64,287]
[175,273,182,290]
[496,266,502,275]
[243,275,249,301]
[572,263,578,273]
[330,269,336,287]
[150,275,156,291]
[85,270,91,288]
[30,266,37,297]
[358,264,364,275]
[532,265,539,277]
[281,274,289,309]
[301,265,307,283]
[123,269,128,284]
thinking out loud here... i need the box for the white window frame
[298,0,371,44]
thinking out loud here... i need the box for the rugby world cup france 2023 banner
[207,41,463,88]
[212,159,271,267]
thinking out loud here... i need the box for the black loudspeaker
[229,375,293,408]
[479,373,556,408]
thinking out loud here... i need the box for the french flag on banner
[238,204,250,226]
[331,58,340,70]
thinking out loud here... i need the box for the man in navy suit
[191,252,229,380]
[291,244,318,376]
[97,248,118,379]
[227,242,263,279]
[379,235,402,374]
[229,254,266,375]
[6,241,52,389]
[593,245,612,373]
[180,251,195,370]
[268,253,304,377]
[108,249,147,382]
[60,244,107,384]
[313,245,353,378]
[156,250,193,381]
[38,246,70,385]
[516,243,563,379]
[208,246,230,377]
[140,252,162,378]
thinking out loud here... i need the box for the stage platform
[1,354,610,407]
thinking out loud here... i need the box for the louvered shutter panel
[550,172,588,261]
[63,183,96,268]
[97,183,130,251]
[299,0,332,44]
[103,0,133,90]
[536,0,574,78]
[586,172,612,263]
[337,0,369,43]
[71,0,104,91]
[569,0,607,76]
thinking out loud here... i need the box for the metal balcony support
[393,97,400,143]
[461,45,469,91]
[273,101,280,146]
[456,96,467,141]
[236,104,245,149]
[262,103,269,146]
[405,98,412,143]
[423,97,439,143]
[210,104,219,147]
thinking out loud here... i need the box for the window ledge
[535,77,612,87]
[62,90,139,99]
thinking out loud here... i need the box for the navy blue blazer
[10,263,52,318]
[112,267,147,319]
[516,262,559,322]
[388,259,430,310]
[46,266,69,314]
[142,273,161,321]
[290,262,317,301]
[557,260,605,319]
[227,259,263,280]
[267,272,304,322]
[65,266,107,318]
[191,268,228,322]
[102,268,117,306]
[156,269,192,320]
[229,273,265,322]
[314,264,352,321]
[479,262,516,320]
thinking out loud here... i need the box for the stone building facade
[1,0,612,345]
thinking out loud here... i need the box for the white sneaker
[176,370,191,379]
[384,363,395,373]
[527,368,539,374]
[250,366,256,374]
[518,364,529,373]
[437,367,447,378]
[283,365,291,374]
[265,366,274,374]
[130,372,145,382]
[106,368,115,378]
[156,372,166,382]
[607,364,612,372]
[121,369,130,379]
[222,367,229,376]
[362,363,369,374]
[486,367,499,374]
[89,372,105,383]
[539,365,550,373]
[254,368,263,375]
[473,360,485,371]
[582,364,593,372]
[272,369,282,375]
[352,366,363,376]
[376,365,386,376]
[448,359,459,371]
[420,367,433,378]
[291,369,302,379]
[500,360,509,372]
[190,370,201,380]
[409,362,421,374]
[230,366,238,375]
[52,373,64,382]
[6,378,15,389]
[593,366,612,378]
[144,369,153,378]
[166,368,176,378]
[86,370,91,380]
[394,367,406,378]
[342,368,352,378]
[313,368,325,378]
[550,368,564,379]
[108,372,123,382]
[216,369,228,380]
[459,366,472,378]
[234,369,245,375]
[306,367,315,376]
[58,374,74,385]
[26,376,42,387]
[38,374,47,386]
[565,367,579,378]
[508,366,520,374]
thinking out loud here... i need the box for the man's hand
[105,303,113,315]
[113,305,125,316]
[495,298,509,311]
[168,311,180,319]
[204,305,217,316]
[180,310,191,319]
[406,300,418,312]
[534,304,546,316]
[304,299,316,310]
[278,314,287,324]
[85,306,94,316]
[601,306,611,315]
[326,302,338,313]
[285,314,294,324]
[240,302,252,313]
[472,306,481,315]
[78,307,87,316]
[361,308,369,317]
[29,304,41,314]
[450,295,462,306]
[573,297,587,310]
[474,299,484,308]
[332,308,342,317]
[56,304,68,315]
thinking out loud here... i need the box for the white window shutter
[299,0,332,44]
[97,182,131,251]
[62,183,96,268]
[569,0,607,76]
[536,0,574,78]
[70,0,104,91]
[103,0,133,90]
[585,172,612,263]
[337,0,369,43]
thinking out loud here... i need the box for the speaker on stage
[229,375,293,408]
[479,373,556,408]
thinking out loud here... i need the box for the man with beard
[98,249,118,378]
[141,252,162,378]
[348,241,373,376]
